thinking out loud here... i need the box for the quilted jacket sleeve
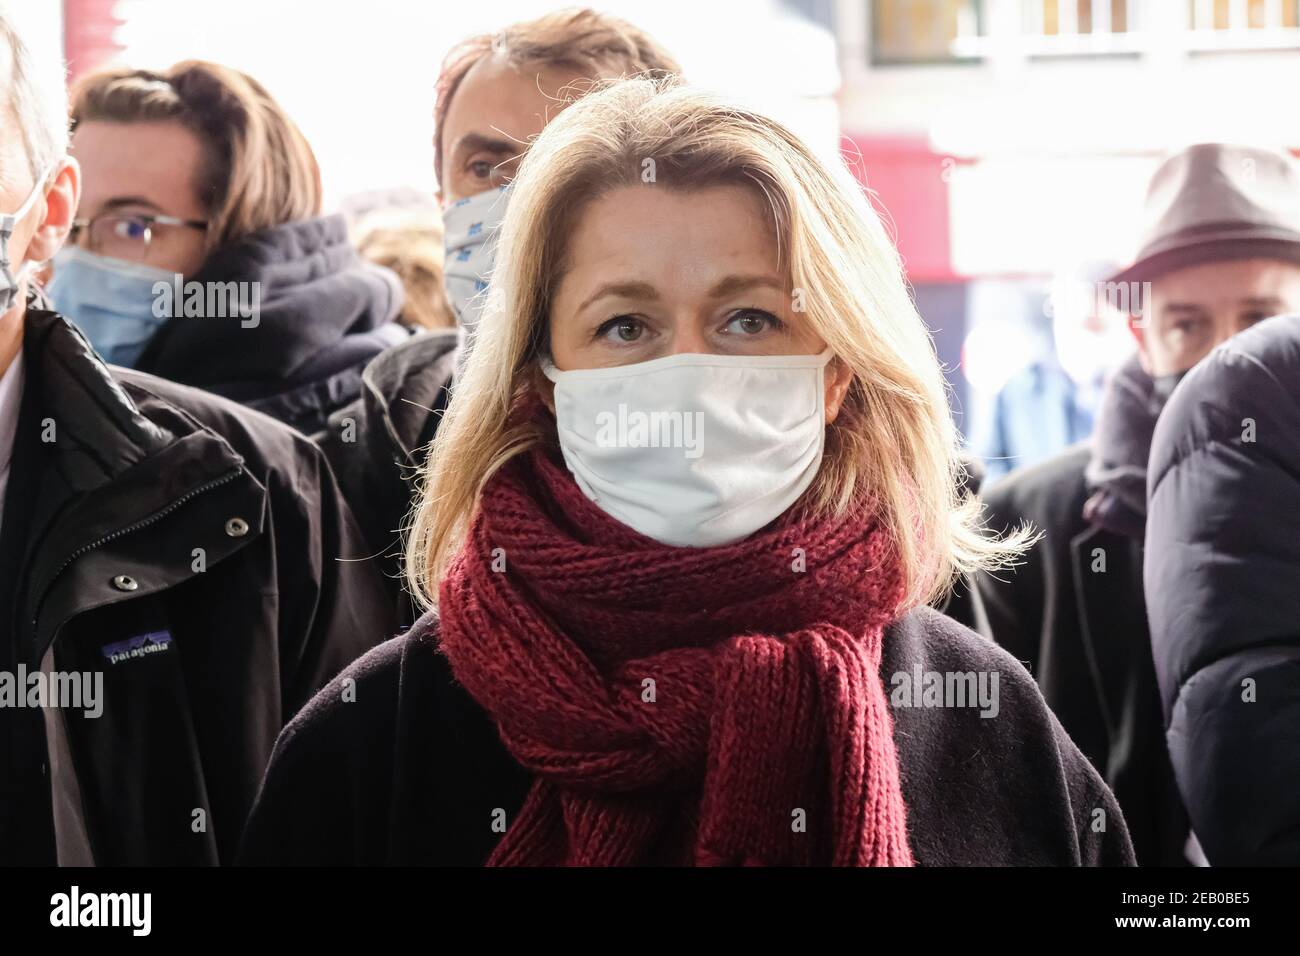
[1145,313,1300,866]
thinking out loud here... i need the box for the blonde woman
[241,81,1134,867]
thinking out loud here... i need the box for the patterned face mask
[442,185,510,371]
[0,170,50,315]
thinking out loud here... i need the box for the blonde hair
[407,79,1029,611]
[70,60,321,251]
[355,210,455,330]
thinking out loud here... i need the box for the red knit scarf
[437,448,914,866]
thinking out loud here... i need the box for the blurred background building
[831,0,1300,481]
[17,0,1300,481]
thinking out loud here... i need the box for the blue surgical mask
[442,185,509,371]
[47,246,175,367]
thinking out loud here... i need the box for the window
[1032,0,1133,35]
[1018,0,1144,54]
[871,0,985,64]
[945,1,1144,58]
[1188,0,1300,30]
[1185,0,1300,49]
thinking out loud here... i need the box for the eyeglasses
[69,212,209,264]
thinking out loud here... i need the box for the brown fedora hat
[1111,143,1300,286]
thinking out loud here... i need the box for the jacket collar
[360,328,460,467]
[133,214,404,388]
[18,304,264,658]
[1068,522,1149,753]
[23,304,176,491]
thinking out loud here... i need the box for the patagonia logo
[101,631,173,666]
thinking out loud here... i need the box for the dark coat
[934,453,988,631]
[134,215,412,436]
[975,444,1188,865]
[239,605,1135,866]
[1145,314,1300,866]
[316,330,460,625]
[0,305,395,866]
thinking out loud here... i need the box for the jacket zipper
[30,467,245,639]
[31,465,243,868]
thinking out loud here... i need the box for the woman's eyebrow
[707,274,785,298]
[575,275,786,313]
[577,281,660,312]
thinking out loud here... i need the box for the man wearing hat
[974,143,1300,866]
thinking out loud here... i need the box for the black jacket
[316,330,460,624]
[239,605,1135,866]
[134,214,412,436]
[975,444,1188,866]
[935,454,988,631]
[0,304,395,866]
[1145,314,1300,866]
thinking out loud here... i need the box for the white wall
[6,0,66,124]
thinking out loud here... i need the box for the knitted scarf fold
[437,448,914,867]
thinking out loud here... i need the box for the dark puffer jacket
[1145,313,1300,866]
[134,214,412,435]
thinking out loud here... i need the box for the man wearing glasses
[50,118,212,368]
[44,58,408,436]
[70,209,210,268]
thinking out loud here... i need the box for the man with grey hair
[0,10,392,864]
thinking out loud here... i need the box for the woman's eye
[596,316,644,343]
[725,309,781,335]
[469,160,493,180]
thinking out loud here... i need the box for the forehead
[441,53,590,158]
[71,120,206,212]
[562,183,782,284]
[0,130,30,201]
[1153,257,1300,303]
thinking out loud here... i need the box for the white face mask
[543,348,835,548]
[442,185,510,338]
